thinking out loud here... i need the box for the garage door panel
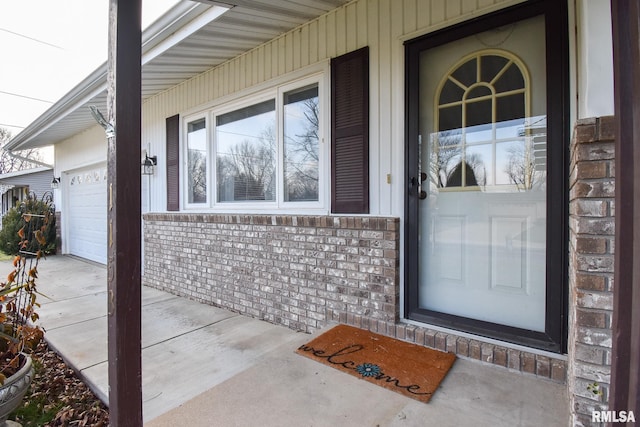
[67,165,107,264]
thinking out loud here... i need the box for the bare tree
[504,139,544,190]
[187,148,207,203]
[0,128,47,174]
[284,97,319,201]
[217,126,276,201]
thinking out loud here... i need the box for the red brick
[550,360,567,382]
[395,324,406,340]
[597,116,616,141]
[434,333,447,351]
[481,343,494,363]
[507,349,521,370]
[576,161,608,179]
[575,273,607,291]
[414,328,425,346]
[493,347,507,367]
[468,341,482,360]
[575,122,597,143]
[576,237,607,254]
[576,142,615,162]
[456,338,469,357]
[576,309,608,328]
[536,355,550,378]
[522,353,536,374]
[424,330,436,348]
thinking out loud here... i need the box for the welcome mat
[296,324,456,403]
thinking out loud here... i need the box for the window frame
[212,92,278,208]
[182,114,209,209]
[180,71,328,212]
[278,75,326,210]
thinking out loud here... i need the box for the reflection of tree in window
[284,84,319,202]
[216,100,276,202]
[431,131,486,188]
[503,120,547,190]
[432,51,541,190]
[187,119,207,203]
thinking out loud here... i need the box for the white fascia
[142,4,230,65]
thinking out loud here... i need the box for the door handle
[411,173,427,199]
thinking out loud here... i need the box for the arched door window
[433,50,537,189]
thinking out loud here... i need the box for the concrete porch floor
[19,255,568,426]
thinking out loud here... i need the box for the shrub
[0,196,56,256]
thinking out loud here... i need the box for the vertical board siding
[462,0,477,14]
[404,0,418,34]
[143,0,520,214]
[446,1,462,20]
[431,0,446,24]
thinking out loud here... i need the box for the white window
[182,74,325,211]
[216,99,276,203]
[185,117,207,205]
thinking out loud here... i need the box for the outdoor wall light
[51,177,61,189]
[142,154,157,176]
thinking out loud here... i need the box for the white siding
[54,125,107,261]
[55,125,107,173]
[576,0,614,118]
[142,0,531,215]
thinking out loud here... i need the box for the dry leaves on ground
[11,340,109,426]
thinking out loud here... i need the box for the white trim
[182,114,209,209]
[0,166,52,180]
[179,68,329,213]
[278,75,327,210]
[180,61,330,118]
[6,2,230,152]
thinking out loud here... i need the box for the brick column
[568,116,615,426]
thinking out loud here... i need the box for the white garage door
[66,165,108,264]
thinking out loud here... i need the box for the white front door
[409,15,549,332]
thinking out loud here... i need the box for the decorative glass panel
[466,85,492,99]
[466,99,492,127]
[494,63,525,93]
[496,93,525,122]
[438,105,462,131]
[451,57,477,87]
[440,79,465,104]
[481,55,509,83]
[186,118,207,203]
[283,84,319,202]
[216,100,276,202]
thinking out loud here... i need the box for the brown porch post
[610,0,640,421]
[106,0,143,425]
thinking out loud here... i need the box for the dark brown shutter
[331,47,369,214]
[166,114,180,211]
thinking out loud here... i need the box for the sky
[0,0,180,140]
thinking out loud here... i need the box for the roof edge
[6,1,215,152]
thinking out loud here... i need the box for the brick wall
[568,116,615,426]
[143,212,567,383]
[143,214,400,331]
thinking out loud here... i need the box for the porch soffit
[7,0,350,151]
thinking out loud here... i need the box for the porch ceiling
[7,0,350,151]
